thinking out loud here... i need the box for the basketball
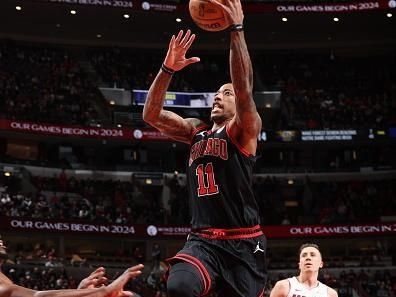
[189,0,229,32]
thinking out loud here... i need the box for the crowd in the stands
[1,41,394,130]
[1,171,395,226]
[0,43,100,126]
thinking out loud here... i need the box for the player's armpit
[269,280,289,297]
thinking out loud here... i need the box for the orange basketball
[189,0,229,32]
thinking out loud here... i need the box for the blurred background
[0,0,395,296]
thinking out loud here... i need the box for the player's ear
[319,261,324,269]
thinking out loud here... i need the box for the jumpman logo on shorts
[254,241,264,254]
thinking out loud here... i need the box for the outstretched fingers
[183,33,196,50]
[170,29,196,50]
[175,30,184,44]
[164,29,199,71]
[127,264,144,278]
[185,56,200,66]
[234,0,242,11]
[180,29,191,46]
[169,34,176,48]
[88,267,106,280]
[78,267,108,289]
[94,276,108,287]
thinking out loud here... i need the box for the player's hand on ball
[163,29,200,72]
[208,0,244,26]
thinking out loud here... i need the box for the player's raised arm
[209,0,262,153]
[143,30,204,144]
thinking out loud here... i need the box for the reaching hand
[77,267,108,289]
[208,0,244,25]
[104,264,144,297]
[163,30,200,72]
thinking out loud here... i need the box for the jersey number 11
[196,162,219,197]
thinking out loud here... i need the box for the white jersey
[286,277,328,297]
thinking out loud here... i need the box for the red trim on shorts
[171,253,212,296]
[193,225,263,240]
[257,287,265,297]
[190,125,209,143]
[225,124,253,157]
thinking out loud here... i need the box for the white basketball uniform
[286,276,329,297]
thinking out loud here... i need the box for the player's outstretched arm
[0,271,13,285]
[143,30,203,144]
[0,264,143,297]
[269,279,289,297]
[209,0,262,154]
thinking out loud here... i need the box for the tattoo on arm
[154,110,195,143]
[229,31,261,136]
[143,70,173,123]
[230,31,253,98]
[143,70,199,143]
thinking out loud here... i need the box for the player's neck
[297,273,319,288]
[212,119,231,131]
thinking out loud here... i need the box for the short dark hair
[299,243,321,257]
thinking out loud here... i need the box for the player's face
[298,246,323,273]
[210,83,236,123]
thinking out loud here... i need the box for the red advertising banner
[0,119,171,142]
[34,0,396,13]
[34,0,178,11]
[244,0,396,13]
[261,223,396,238]
[0,217,190,238]
[1,217,395,239]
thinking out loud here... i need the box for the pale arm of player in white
[209,0,262,155]
[328,287,339,297]
[143,30,204,144]
[269,279,290,297]
[0,264,143,297]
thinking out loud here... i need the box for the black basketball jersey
[187,124,260,229]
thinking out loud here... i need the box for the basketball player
[0,237,144,296]
[143,0,266,296]
[270,243,338,297]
